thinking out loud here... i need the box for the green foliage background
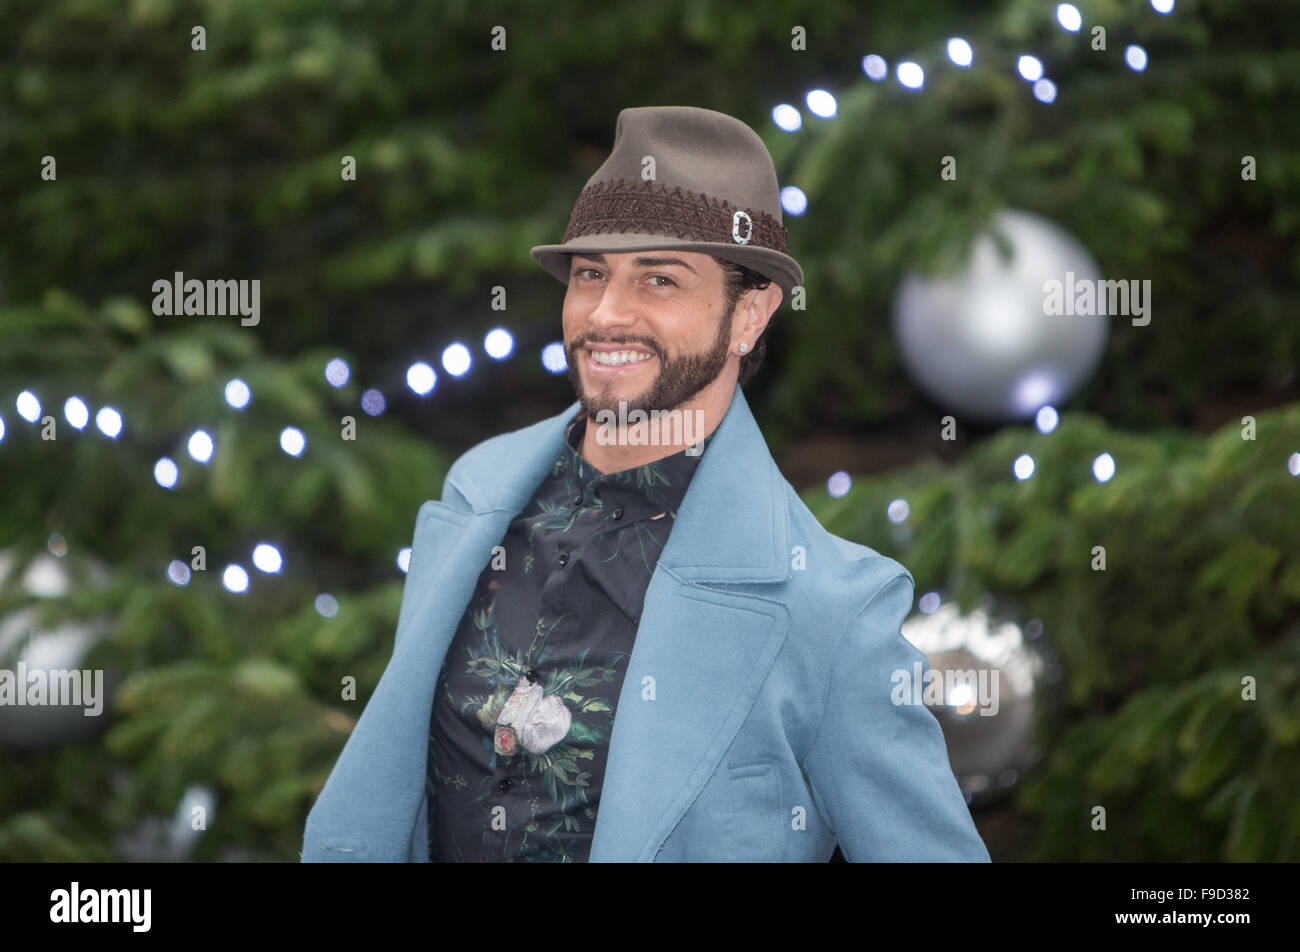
[0,0,1296,860]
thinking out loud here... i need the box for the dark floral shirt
[426,411,713,862]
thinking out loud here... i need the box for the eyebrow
[572,253,698,274]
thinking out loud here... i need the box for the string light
[7,344,507,617]
[64,397,90,430]
[1057,4,1082,32]
[187,430,214,464]
[862,54,888,81]
[772,104,802,131]
[406,361,437,395]
[442,343,472,377]
[541,342,568,374]
[153,457,179,489]
[325,358,350,387]
[788,0,1173,125]
[17,391,41,422]
[166,560,191,586]
[484,328,514,359]
[221,564,250,593]
[780,186,808,216]
[896,61,925,89]
[1036,406,1060,433]
[1017,55,1044,81]
[806,89,837,118]
[224,378,251,409]
[95,406,123,438]
[279,426,306,457]
[827,471,852,497]
[252,543,283,573]
[1093,452,1116,482]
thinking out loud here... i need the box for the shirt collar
[557,410,715,514]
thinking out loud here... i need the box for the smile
[587,349,655,369]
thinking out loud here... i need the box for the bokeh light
[64,397,89,430]
[280,427,306,457]
[541,342,568,374]
[222,564,250,593]
[484,328,514,360]
[1093,452,1116,482]
[442,343,472,377]
[95,406,123,438]
[325,358,351,387]
[252,543,283,573]
[225,378,251,409]
[154,457,179,489]
[806,89,837,118]
[187,430,214,464]
[406,361,437,395]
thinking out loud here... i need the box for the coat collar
[447,385,791,585]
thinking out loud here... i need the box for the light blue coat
[301,385,990,862]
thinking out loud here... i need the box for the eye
[572,267,603,280]
[648,275,677,287]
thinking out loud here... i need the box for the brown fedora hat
[530,106,803,304]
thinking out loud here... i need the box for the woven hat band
[562,178,789,255]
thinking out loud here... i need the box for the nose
[584,273,639,335]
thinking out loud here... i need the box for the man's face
[563,250,734,419]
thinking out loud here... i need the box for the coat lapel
[450,386,793,862]
[320,415,579,859]
[586,387,792,860]
[400,405,589,664]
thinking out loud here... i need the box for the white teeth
[591,350,652,366]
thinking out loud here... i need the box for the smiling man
[301,105,990,863]
[563,247,775,473]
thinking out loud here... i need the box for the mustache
[571,335,663,358]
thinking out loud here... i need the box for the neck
[579,378,737,473]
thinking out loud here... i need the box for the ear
[736,282,783,338]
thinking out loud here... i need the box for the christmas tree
[1,0,1296,861]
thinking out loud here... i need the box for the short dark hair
[713,256,773,386]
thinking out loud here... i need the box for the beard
[565,303,734,421]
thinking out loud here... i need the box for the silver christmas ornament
[892,209,1109,422]
[0,550,117,749]
[900,596,1056,807]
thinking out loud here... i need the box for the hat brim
[530,234,802,306]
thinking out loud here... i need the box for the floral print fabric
[426,411,711,861]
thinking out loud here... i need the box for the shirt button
[612,508,623,519]
[498,778,512,793]
[557,551,569,566]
